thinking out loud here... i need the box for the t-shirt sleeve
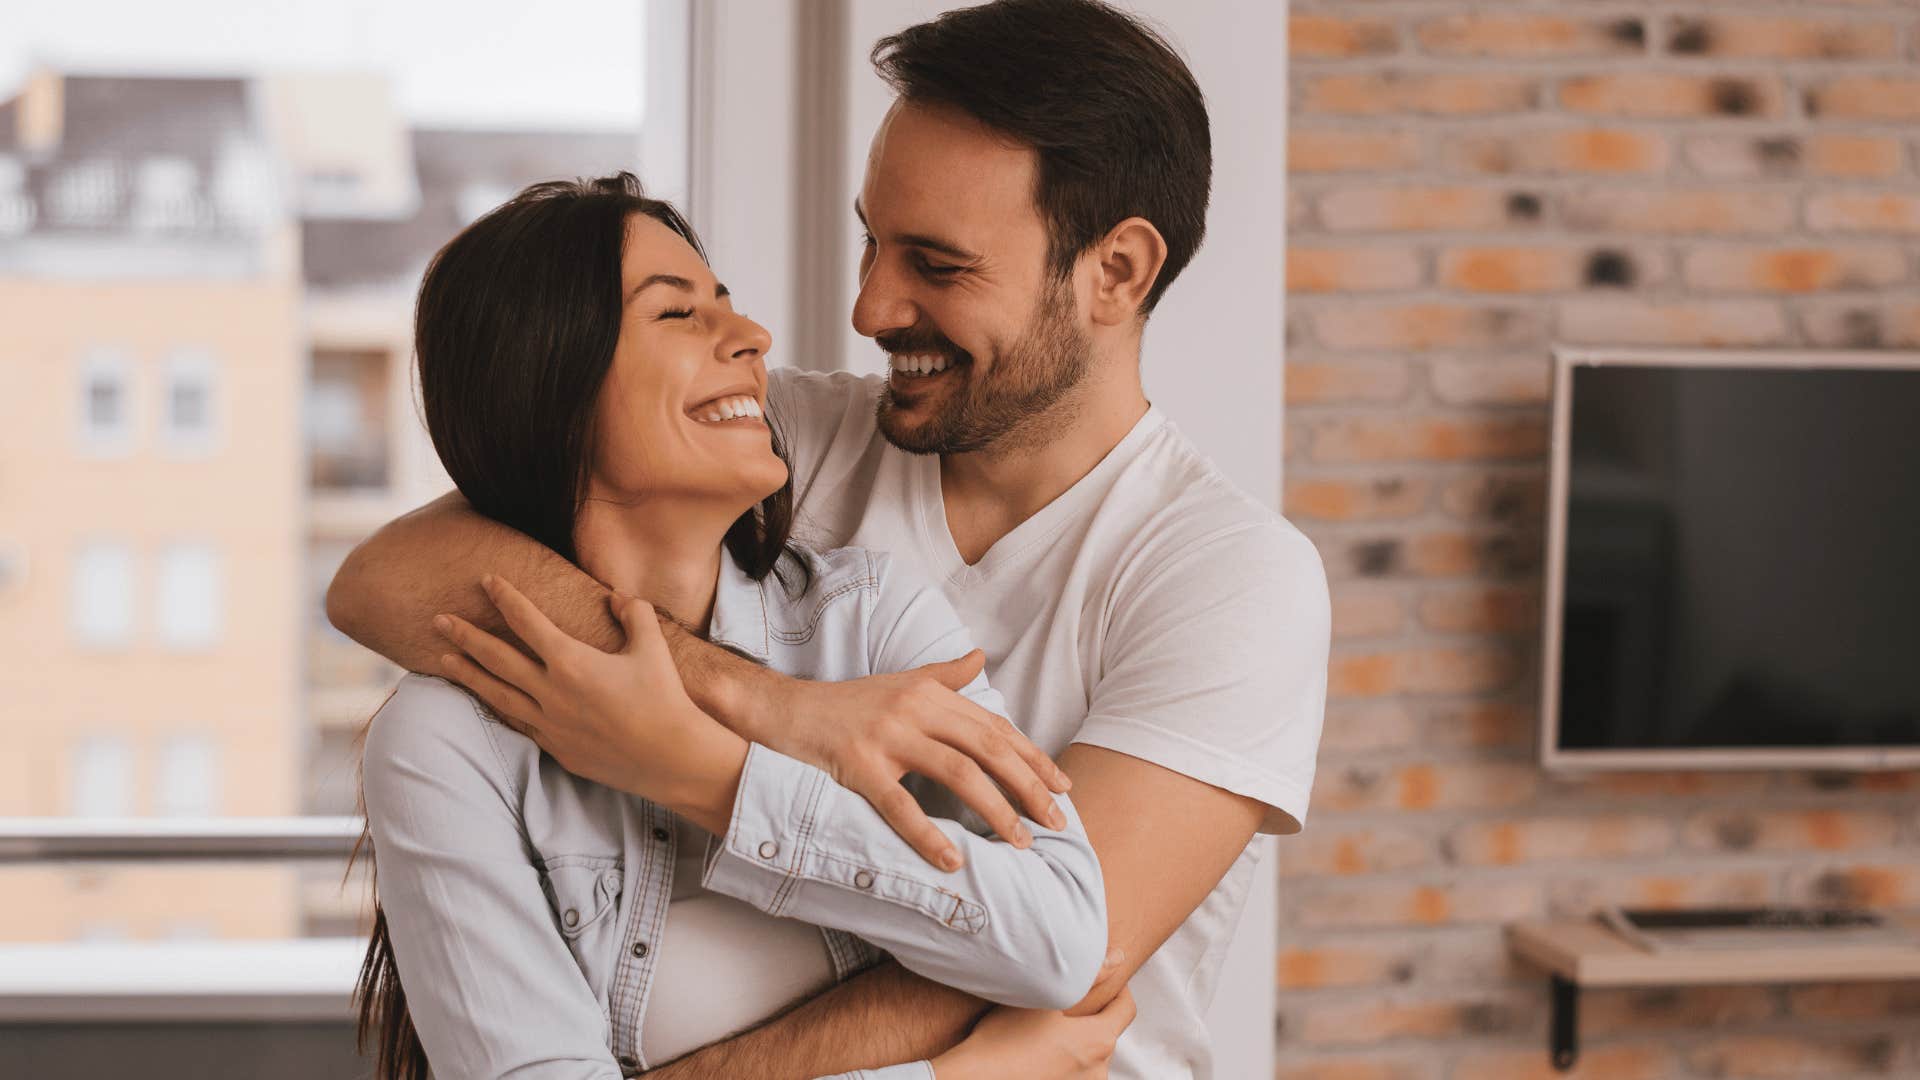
[766,366,888,512]
[1074,521,1329,835]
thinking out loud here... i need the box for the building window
[156,544,223,650]
[78,349,135,456]
[162,349,220,455]
[156,735,220,817]
[307,348,392,491]
[71,541,136,648]
[70,735,134,817]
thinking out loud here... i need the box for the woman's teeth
[888,352,955,377]
[690,394,764,423]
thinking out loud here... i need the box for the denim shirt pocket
[539,854,625,1009]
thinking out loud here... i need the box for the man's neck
[938,360,1149,565]
[572,494,737,634]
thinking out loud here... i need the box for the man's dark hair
[872,0,1210,316]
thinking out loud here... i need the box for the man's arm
[646,961,985,1079]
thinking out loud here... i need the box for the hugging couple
[329,1,1329,1077]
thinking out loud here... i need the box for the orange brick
[1584,986,1777,1037]
[1311,304,1549,350]
[1403,528,1545,579]
[1560,73,1783,119]
[1682,245,1906,293]
[1308,414,1549,464]
[1685,133,1906,179]
[1275,941,1423,991]
[1428,359,1552,406]
[1315,759,1539,812]
[1419,700,1534,750]
[1548,870,1774,918]
[1786,982,1920,1021]
[1288,247,1423,293]
[1289,128,1421,173]
[1318,185,1528,232]
[1560,299,1789,346]
[1418,583,1540,634]
[1664,15,1898,60]
[1277,826,1435,878]
[1808,76,1920,120]
[1317,701,1420,753]
[1286,475,1432,521]
[1441,127,1669,175]
[1800,302,1920,348]
[1686,1035,1902,1079]
[1290,13,1398,59]
[1437,471,1547,523]
[1438,246,1584,293]
[1785,863,1920,907]
[1287,994,1528,1046]
[1449,1044,1672,1080]
[1563,188,1794,234]
[1446,815,1674,866]
[1807,191,1920,233]
[1294,879,1541,929]
[1544,770,1772,800]
[1301,72,1540,116]
[1274,1055,1436,1080]
[1286,360,1414,405]
[1779,770,1920,794]
[1417,13,1644,57]
[1330,586,1407,639]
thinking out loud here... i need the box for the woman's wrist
[660,716,750,835]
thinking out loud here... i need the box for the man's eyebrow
[853,199,979,263]
[626,274,730,304]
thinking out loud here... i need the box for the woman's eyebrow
[626,275,730,304]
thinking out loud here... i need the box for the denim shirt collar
[705,548,771,662]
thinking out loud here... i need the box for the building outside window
[155,543,222,650]
[77,348,135,456]
[161,348,220,455]
[156,734,221,817]
[69,734,135,817]
[70,540,135,648]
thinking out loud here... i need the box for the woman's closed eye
[657,307,695,321]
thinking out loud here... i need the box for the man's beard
[874,275,1094,456]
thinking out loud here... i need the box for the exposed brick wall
[1281,3,1920,1077]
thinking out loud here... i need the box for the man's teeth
[888,352,954,377]
[691,394,764,423]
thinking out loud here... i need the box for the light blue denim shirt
[362,545,1107,1080]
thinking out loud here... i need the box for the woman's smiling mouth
[687,392,765,425]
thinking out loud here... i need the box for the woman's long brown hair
[350,173,805,1077]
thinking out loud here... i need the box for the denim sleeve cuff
[702,741,833,914]
[812,1062,935,1080]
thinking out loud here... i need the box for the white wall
[691,3,1290,1074]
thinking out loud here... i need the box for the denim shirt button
[618,1054,638,1074]
[757,840,778,860]
[854,870,875,890]
[652,826,671,842]
[562,908,579,928]
[631,940,649,958]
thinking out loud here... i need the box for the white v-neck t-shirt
[767,368,1329,1080]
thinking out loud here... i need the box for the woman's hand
[755,657,1072,870]
[929,988,1136,1080]
[432,575,748,833]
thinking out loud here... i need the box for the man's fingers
[434,613,544,693]
[867,781,962,870]
[952,694,1071,794]
[916,648,986,692]
[913,743,1030,849]
[935,713,1066,831]
[439,653,545,740]
[480,575,575,661]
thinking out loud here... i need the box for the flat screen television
[1541,347,1920,770]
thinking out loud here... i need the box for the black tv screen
[1553,358,1920,760]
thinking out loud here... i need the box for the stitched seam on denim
[772,769,829,915]
[770,573,878,644]
[805,848,989,935]
[633,805,672,1066]
[463,691,525,803]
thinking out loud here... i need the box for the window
[162,349,220,455]
[71,542,135,648]
[307,348,392,491]
[156,735,220,817]
[78,349,135,456]
[70,735,135,817]
[156,544,222,650]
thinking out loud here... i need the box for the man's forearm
[326,492,620,672]
[646,961,984,1079]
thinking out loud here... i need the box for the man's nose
[851,259,917,340]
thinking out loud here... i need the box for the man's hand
[433,574,747,834]
[753,656,1072,869]
[929,988,1136,1080]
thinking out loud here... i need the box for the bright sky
[1,0,644,130]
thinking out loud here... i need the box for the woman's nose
[723,312,772,361]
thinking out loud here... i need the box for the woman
[356,173,1131,1079]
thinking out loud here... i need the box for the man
[328,1,1328,1076]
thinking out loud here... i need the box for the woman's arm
[362,676,624,1080]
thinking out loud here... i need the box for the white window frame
[68,735,136,818]
[77,348,136,457]
[155,734,222,817]
[154,542,224,651]
[70,539,137,650]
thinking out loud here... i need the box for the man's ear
[1085,216,1169,327]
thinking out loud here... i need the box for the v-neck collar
[911,406,1167,585]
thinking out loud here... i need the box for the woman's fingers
[912,742,1031,850]
[951,693,1071,794]
[439,652,545,740]
[865,779,962,870]
[434,612,545,693]
[480,574,574,662]
[934,712,1067,831]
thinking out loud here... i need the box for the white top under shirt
[767,368,1330,1080]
